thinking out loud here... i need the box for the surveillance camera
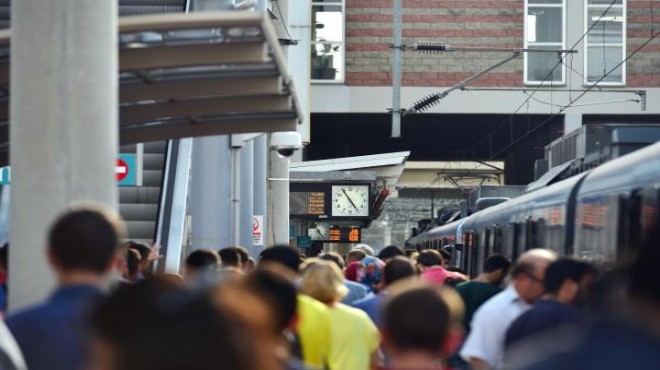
[271,131,302,158]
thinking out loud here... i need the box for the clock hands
[342,188,359,211]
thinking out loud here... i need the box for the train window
[618,191,642,256]
[640,188,659,241]
[493,226,503,254]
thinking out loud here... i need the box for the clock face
[331,185,369,217]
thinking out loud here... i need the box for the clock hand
[342,189,359,210]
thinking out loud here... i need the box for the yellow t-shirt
[297,295,332,369]
[328,303,380,370]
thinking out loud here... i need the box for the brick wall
[345,0,525,87]
[627,0,660,87]
[344,0,660,88]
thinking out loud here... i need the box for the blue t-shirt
[6,284,104,370]
[342,279,368,305]
[352,294,384,327]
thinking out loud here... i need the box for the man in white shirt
[460,249,557,370]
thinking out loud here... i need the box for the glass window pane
[312,5,343,43]
[312,0,343,3]
[587,46,623,82]
[587,7,623,44]
[311,42,343,81]
[527,45,563,82]
[588,0,622,5]
[527,7,563,43]
[528,0,562,4]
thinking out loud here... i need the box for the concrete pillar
[564,113,583,135]
[9,0,118,310]
[190,136,232,251]
[267,141,290,246]
[253,135,268,254]
[240,141,254,253]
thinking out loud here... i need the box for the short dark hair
[383,287,450,353]
[439,249,451,262]
[378,245,405,260]
[127,249,142,277]
[233,247,249,265]
[243,269,297,332]
[186,249,220,271]
[91,278,253,370]
[483,254,512,274]
[218,248,241,268]
[417,250,442,268]
[259,246,301,273]
[319,252,345,270]
[384,257,416,286]
[124,241,151,262]
[544,258,595,294]
[48,207,125,273]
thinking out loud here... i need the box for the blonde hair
[299,259,349,304]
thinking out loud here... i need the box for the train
[405,142,660,277]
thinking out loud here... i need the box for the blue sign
[117,154,137,187]
[0,167,9,186]
[297,236,312,248]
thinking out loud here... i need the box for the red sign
[116,158,129,182]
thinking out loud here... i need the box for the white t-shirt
[460,285,530,369]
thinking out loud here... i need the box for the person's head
[352,244,375,257]
[482,254,512,286]
[243,268,298,332]
[123,241,152,274]
[404,248,419,260]
[245,257,256,273]
[359,256,386,291]
[259,246,301,274]
[126,249,142,281]
[543,258,597,306]
[417,249,443,270]
[346,249,367,264]
[90,278,254,370]
[48,206,126,279]
[382,285,463,360]
[439,249,451,268]
[319,251,345,270]
[383,256,417,287]
[233,246,249,270]
[185,249,221,278]
[218,247,241,269]
[299,259,348,305]
[510,249,558,304]
[378,245,406,262]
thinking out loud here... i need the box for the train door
[492,226,503,254]
[618,188,659,260]
[503,223,520,261]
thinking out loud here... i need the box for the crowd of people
[0,205,659,370]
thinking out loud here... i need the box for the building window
[585,0,626,85]
[311,0,344,83]
[525,0,566,84]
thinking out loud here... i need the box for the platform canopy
[0,11,302,165]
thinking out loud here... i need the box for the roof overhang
[0,11,302,164]
[290,151,410,188]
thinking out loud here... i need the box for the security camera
[270,131,302,158]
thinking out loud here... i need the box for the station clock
[331,185,369,217]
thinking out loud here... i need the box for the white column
[9,0,118,310]
[267,143,290,246]
[190,136,233,251]
[240,141,254,252]
[253,135,268,254]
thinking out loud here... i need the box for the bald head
[511,249,557,304]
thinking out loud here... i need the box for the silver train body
[405,142,660,276]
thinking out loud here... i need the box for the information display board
[327,227,361,243]
[290,191,327,216]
